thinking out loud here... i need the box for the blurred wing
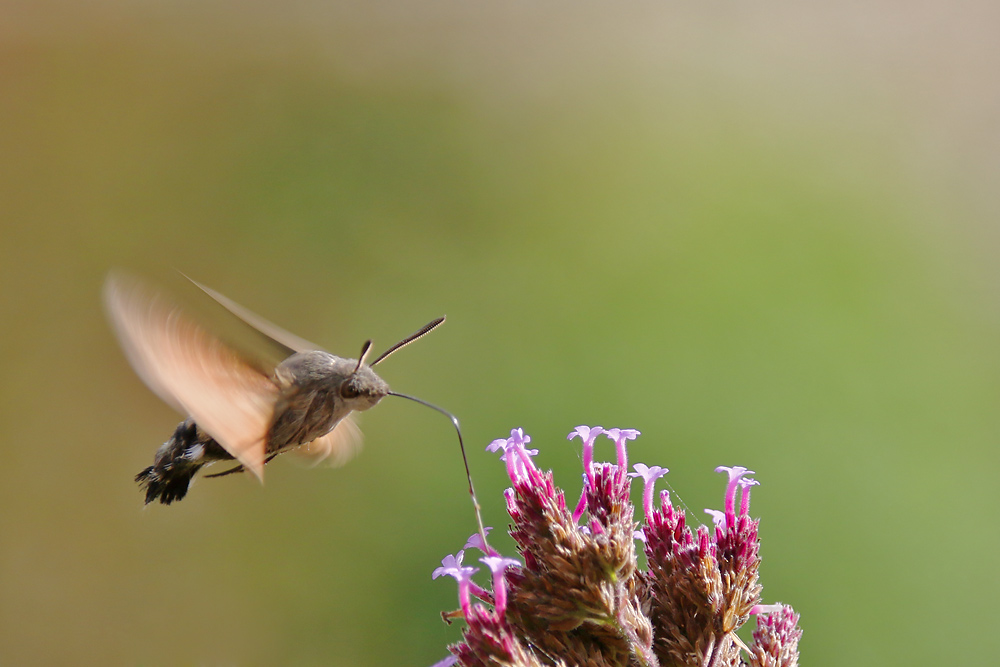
[184,275,325,356]
[103,272,278,481]
[295,415,364,468]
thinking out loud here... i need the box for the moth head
[339,354,389,410]
[338,316,445,412]
[338,340,390,411]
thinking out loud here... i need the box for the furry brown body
[136,351,388,504]
[104,274,438,505]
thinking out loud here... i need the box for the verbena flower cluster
[432,426,802,667]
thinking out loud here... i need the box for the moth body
[135,351,390,504]
[105,273,440,506]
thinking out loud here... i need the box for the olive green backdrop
[3,2,998,665]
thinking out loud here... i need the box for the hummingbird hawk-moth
[103,272,447,505]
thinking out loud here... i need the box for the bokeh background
[3,1,1000,665]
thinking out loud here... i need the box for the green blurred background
[3,2,999,665]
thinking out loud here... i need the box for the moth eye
[340,382,361,399]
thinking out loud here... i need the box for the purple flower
[628,462,668,519]
[567,425,605,487]
[432,551,466,579]
[739,475,760,516]
[507,427,531,448]
[605,427,640,471]
[499,446,539,474]
[704,508,727,529]
[432,551,480,618]
[480,555,520,622]
[485,438,507,453]
[463,527,495,555]
[489,428,540,484]
[716,465,756,521]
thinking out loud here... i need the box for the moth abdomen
[136,419,232,504]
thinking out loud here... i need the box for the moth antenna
[371,317,445,367]
[388,391,490,552]
[354,340,373,373]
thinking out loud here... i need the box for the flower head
[749,604,803,667]
[437,428,797,667]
